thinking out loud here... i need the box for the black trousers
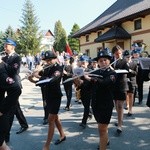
[6,101,28,139]
[137,79,144,103]
[81,96,92,125]
[0,85,22,144]
[146,86,150,107]
[63,83,73,107]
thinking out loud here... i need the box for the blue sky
[0,0,116,35]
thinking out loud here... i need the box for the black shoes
[127,112,133,117]
[63,106,70,111]
[54,136,66,145]
[43,119,48,125]
[97,140,110,149]
[115,128,122,136]
[79,123,86,129]
[16,127,28,134]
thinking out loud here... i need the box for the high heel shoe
[97,140,110,149]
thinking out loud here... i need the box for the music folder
[36,78,53,86]
[139,58,150,70]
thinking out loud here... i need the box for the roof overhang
[94,26,131,43]
[72,8,150,38]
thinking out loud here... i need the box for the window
[85,49,90,56]
[97,47,102,53]
[97,31,102,37]
[86,35,89,42]
[134,19,142,30]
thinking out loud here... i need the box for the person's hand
[63,70,67,75]
[54,71,61,76]
[0,112,3,116]
[6,77,15,84]
[0,57,3,63]
[84,74,91,81]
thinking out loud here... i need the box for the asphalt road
[7,72,150,150]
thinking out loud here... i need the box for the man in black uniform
[1,39,28,143]
[0,39,22,149]
[62,55,73,111]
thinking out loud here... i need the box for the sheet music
[36,78,53,86]
[73,67,84,76]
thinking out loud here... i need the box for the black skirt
[46,96,62,114]
[92,107,113,124]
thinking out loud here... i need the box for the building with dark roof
[41,29,54,51]
[72,0,150,58]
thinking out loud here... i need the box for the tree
[0,26,18,52]
[0,31,4,52]
[53,20,67,53]
[68,23,80,53]
[18,0,42,55]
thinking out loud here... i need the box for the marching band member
[73,55,93,129]
[84,50,117,150]
[0,39,22,150]
[28,50,66,150]
[123,50,138,116]
[111,45,129,135]
[62,55,73,111]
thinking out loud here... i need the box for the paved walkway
[8,72,150,150]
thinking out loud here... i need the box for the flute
[63,58,120,84]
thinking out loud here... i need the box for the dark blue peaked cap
[79,55,89,62]
[42,50,57,60]
[94,50,112,61]
[123,50,131,56]
[5,38,17,47]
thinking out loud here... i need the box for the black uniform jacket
[90,68,117,109]
[62,64,73,85]
[1,52,22,88]
[113,58,129,92]
[39,63,63,98]
[78,68,92,100]
[127,60,138,87]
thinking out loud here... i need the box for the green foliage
[68,23,80,53]
[0,26,18,52]
[53,20,67,53]
[18,0,42,55]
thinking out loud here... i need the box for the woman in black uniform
[28,51,66,150]
[84,50,116,150]
[123,50,138,116]
[112,45,129,135]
